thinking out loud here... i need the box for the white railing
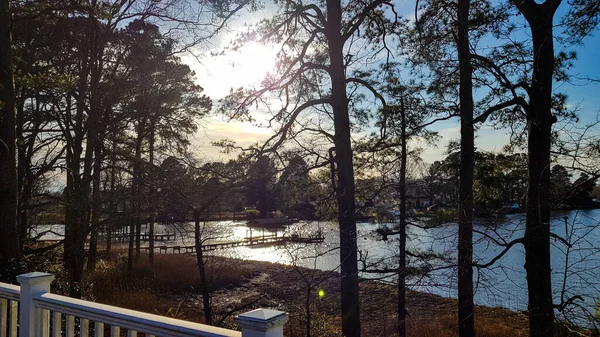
[0,281,20,337]
[0,272,288,337]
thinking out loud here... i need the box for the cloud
[190,116,274,160]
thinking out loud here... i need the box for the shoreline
[208,257,530,334]
[91,253,532,336]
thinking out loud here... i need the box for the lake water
[35,209,600,323]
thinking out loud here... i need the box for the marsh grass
[85,253,254,321]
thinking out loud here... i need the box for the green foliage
[427,155,598,212]
[275,154,318,219]
[551,165,574,205]
[426,151,527,210]
[120,19,212,154]
[152,156,250,219]
[562,1,600,44]
[0,247,63,284]
[551,166,599,209]
[244,156,278,218]
[157,301,186,319]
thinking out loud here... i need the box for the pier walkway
[39,233,324,253]
[142,234,325,254]
[102,232,177,242]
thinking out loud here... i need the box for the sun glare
[195,41,278,99]
[233,42,278,82]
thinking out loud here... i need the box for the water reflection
[33,210,600,323]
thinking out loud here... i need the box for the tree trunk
[87,139,103,272]
[64,11,104,297]
[87,227,98,271]
[194,212,212,325]
[149,127,155,266]
[64,55,89,298]
[133,120,146,260]
[0,0,21,261]
[148,214,154,264]
[259,198,267,219]
[397,98,407,337]
[16,97,27,249]
[457,0,475,336]
[127,217,135,271]
[326,1,360,336]
[15,96,42,251]
[306,286,311,337]
[64,179,87,298]
[512,2,560,336]
[107,138,117,253]
[77,6,109,277]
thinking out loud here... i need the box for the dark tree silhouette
[456,0,475,336]
[509,1,562,336]
[0,0,21,261]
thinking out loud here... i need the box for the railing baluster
[0,299,7,337]
[52,312,61,337]
[65,314,75,337]
[40,309,50,337]
[94,322,104,337]
[9,301,17,337]
[127,330,137,337]
[110,325,120,337]
[81,318,89,337]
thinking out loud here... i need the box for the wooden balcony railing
[0,272,287,337]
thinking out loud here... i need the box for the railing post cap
[17,272,55,285]
[236,309,288,332]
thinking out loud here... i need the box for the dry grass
[84,253,254,321]
[283,309,529,337]
[284,307,342,337]
[405,314,528,337]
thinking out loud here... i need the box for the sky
[179,4,279,161]
[180,1,600,165]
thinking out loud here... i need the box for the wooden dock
[140,233,176,241]
[141,235,325,255]
[101,232,176,242]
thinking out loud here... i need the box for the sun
[192,41,279,99]
[233,42,278,81]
